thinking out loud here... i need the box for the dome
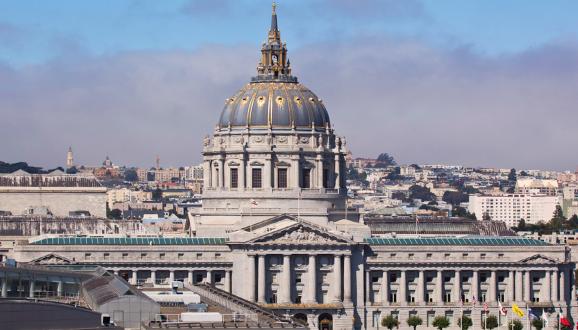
[216,3,330,132]
[218,81,330,130]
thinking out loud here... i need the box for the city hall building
[9,5,577,330]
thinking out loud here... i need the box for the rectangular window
[230,168,238,188]
[278,168,287,188]
[323,168,329,188]
[252,168,262,188]
[301,168,311,188]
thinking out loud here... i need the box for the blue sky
[1,0,578,170]
[2,0,578,65]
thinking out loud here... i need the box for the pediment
[519,254,558,264]
[252,223,351,245]
[31,253,74,265]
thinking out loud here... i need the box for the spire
[254,3,296,82]
[270,2,278,32]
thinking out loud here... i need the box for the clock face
[272,54,278,64]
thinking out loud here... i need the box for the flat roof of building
[31,237,227,245]
[365,236,549,246]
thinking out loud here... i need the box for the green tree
[483,315,499,329]
[508,168,517,182]
[532,319,544,330]
[569,214,578,228]
[407,315,423,330]
[432,316,450,330]
[409,185,437,202]
[381,315,399,330]
[457,315,473,330]
[517,218,527,231]
[548,205,567,231]
[508,320,523,330]
[124,168,138,182]
[442,191,469,206]
[109,209,122,220]
[376,153,397,167]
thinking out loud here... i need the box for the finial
[272,2,276,14]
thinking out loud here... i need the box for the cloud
[0,22,25,49]
[1,36,577,171]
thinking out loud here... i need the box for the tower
[156,155,160,170]
[191,3,355,235]
[66,146,74,169]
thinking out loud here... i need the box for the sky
[1,0,577,171]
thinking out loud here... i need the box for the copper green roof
[365,236,548,246]
[31,237,227,245]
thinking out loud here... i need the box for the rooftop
[31,236,227,245]
[365,236,549,246]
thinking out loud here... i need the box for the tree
[532,319,544,330]
[453,206,477,220]
[508,320,523,330]
[457,315,473,330]
[548,205,566,232]
[432,316,450,330]
[483,315,499,329]
[508,168,517,182]
[517,218,527,231]
[442,191,469,206]
[124,168,138,182]
[407,315,423,330]
[65,166,78,174]
[409,185,437,202]
[109,209,122,220]
[152,188,163,201]
[381,315,399,330]
[375,153,397,167]
[569,214,578,228]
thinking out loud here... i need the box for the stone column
[248,256,256,302]
[489,270,497,302]
[29,280,35,298]
[453,270,461,302]
[169,271,175,283]
[365,270,371,304]
[343,255,352,304]
[264,157,272,189]
[225,270,231,293]
[524,270,531,302]
[258,255,267,303]
[306,255,317,304]
[219,158,225,188]
[206,270,212,285]
[333,255,342,302]
[400,270,407,304]
[57,281,63,296]
[515,270,523,302]
[560,269,567,303]
[1,279,7,298]
[334,154,341,189]
[280,255,291,304]
[417,270,425,303]
[316,156,324,188]
[381,270,389,304]
[239,158,246,190]
[545,270,552,302]
[188,270,193,285]
[436,270,444,303]
[508,271,515,302]
[471,270,479,303]
[292,158,300,188]
[151,270,156,286]
[553,270,559,302]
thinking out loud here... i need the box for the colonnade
[368,267,574,305]
[247,253,352,305]
[109,268,232,292]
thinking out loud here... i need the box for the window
[323,168,329,188]
[215,273,222,283]
[140,253,147,259]
[269,292,277,304]
[252,168,262,188]
[389,292,397,303]
[408,253,414,259]
[295,295,302,303]
[278,168,287,188]
[215,253,222,259]
[426,253,432,259]
[122,253,128,259]
[480,253,486,259]
[301,168,311,188]
[444,253,450,259]
[103,253,109,260]
[178,253,184,260]
[196,253,203,259]
[85,253,91,260]
[445,293,452,303]
[230,168,238,188]
[159,253,165,260]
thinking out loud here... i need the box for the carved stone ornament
[252,136,264,143]
[299,136,309,143]
[203,136,211,146]
[270,226,333,244]
[277,136,288,143]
